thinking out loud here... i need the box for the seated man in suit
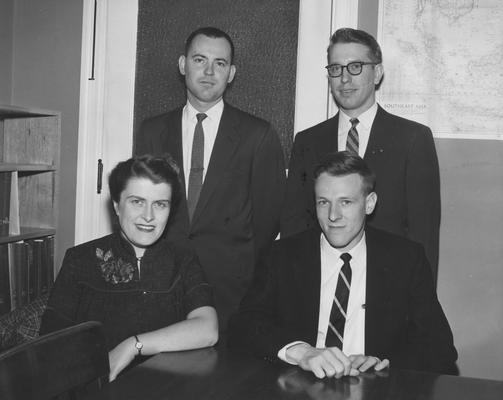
[229,151,457,379]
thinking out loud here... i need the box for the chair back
[0,321,109,400]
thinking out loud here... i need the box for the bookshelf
[0,105,60,315]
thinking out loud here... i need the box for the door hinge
[97,158,103,193]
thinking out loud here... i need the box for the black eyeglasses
[325,61,378,78]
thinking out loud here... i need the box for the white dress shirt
[181,100,224,194]
[317,232,367,355]
[278,233,367,363]
[338,102,378,157]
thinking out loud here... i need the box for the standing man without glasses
[136,27,286,330]
[230,152,457,379]
[282,28,440,277]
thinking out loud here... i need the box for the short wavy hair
[109,154,182,211]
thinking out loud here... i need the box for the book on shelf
[8,171,20,235]
[0,236,55,316]
[0,172,11,236]
[26,238,41,302]
[8,241,28,310]
[39,236,54,295]
[0,244,10,314]
[18,242,30,308]
[8,241,21,310]
[46,235,55,290]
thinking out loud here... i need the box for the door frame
[75,0,138,244]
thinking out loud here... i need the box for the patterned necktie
[346,118,359,155]
[325,253,352,349]
[187,113,207,221]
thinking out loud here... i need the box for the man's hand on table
[285,343,389,379]
[348,354,390,372]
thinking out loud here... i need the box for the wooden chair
[0,320,109,400]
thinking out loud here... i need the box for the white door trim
[294,0,358,136]
[75,0,138,245]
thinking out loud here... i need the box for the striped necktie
[346,118,359,155]
[187,113,207,221]
[325,252,352,349]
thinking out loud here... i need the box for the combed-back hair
[328,28,382,64]
[314,151,376,195]
[185,26,235,63]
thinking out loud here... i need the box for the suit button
[188,233,195,239]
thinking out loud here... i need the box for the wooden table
[85,345,503,400]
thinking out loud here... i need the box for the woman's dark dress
[40,232,213,350]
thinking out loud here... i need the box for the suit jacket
[135,102,286,328]
[229,227,457,375]
[282,105,440,276]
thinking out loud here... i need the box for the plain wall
[436,140,503,380]
[10,0,83,269]
[0,0,14,103]
[358,0,503,380]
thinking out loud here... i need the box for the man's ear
[365,192,377,215]
[113,201,120,217]
[178,55,186,76]
[374,63,384,85]
[228,65,236,83]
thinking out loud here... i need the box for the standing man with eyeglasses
[282,28,440,278]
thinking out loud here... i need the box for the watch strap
[134,335,143,355]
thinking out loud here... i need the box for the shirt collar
[339,102,378,132]
[185,99,224,123]
[320,230,366,262]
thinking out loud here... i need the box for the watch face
[134,336,143,353]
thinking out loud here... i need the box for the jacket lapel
[158,108,192,233]
[164,108,186,197]
[190,103,243,225]
[313,113,340,159]
[364,105,392,162]
[364,227,392,354]
[293,229,322,342]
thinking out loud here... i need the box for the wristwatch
[133,335,143,356]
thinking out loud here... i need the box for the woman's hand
[106,306,218,382]
[108,337,136,381]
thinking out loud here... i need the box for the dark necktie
[346,118,359,155]
[187,113,207,221]
[325,253,352,349]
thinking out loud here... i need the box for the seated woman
[40,155,218,380]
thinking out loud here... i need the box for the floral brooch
[96,248,135,284]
